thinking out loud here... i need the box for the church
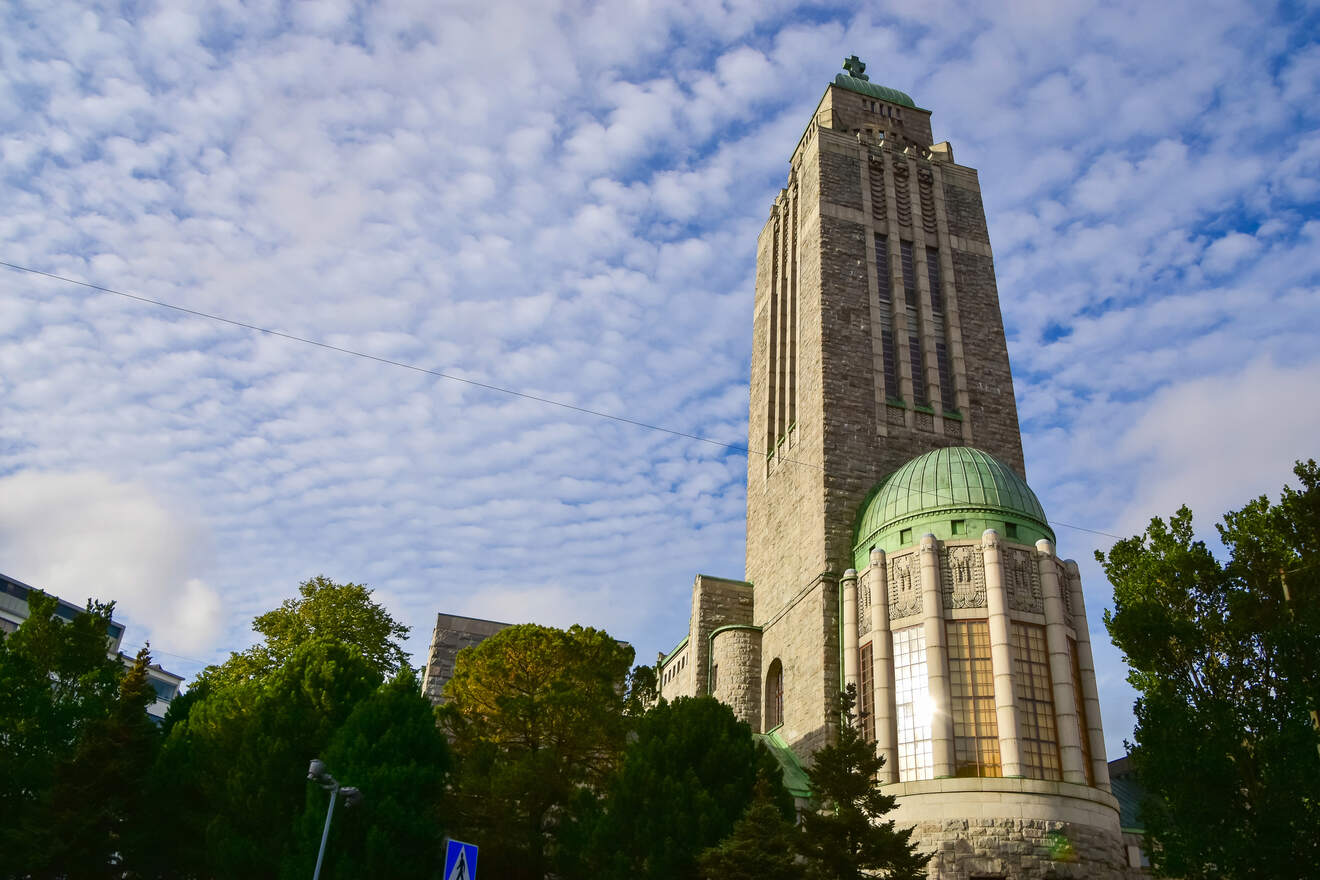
[655,58,1134,878]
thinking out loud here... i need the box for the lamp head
[308,758,327,781]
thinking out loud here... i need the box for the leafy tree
[0,591,135,878]
[591,695,794,880]
[797,685,928,880]
[698,778,800,880]
[200,575,409,690]
[283,668,452,880]
[1100,460,1320,879]
[624,662,659,715]
[441,623,634,880]
[153,639,382,879]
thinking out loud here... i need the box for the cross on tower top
[843,55,869,81]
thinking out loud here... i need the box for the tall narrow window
[858,641,875,742]
[875,236,899,400]
[899,240,928,407]
[766,659,784,730]
[1012,624,1061,780]
[766,215,780,458]
[1070,637,1095,785]
[926,248,956,413]
[893,625,933,780]
[948,620,1001,777]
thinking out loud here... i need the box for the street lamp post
[307,758,362,880]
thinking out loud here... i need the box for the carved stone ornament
[1058,561,1077,621]
[888,552,923,619]
[941,545,986,609]
[1007,548,1042,614]
[858,570,871,617]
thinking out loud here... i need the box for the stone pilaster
[920,533,954,777]
[1066,559,1111,791]
[1037,540,1086,784]
[869,548,898,783]
[982,529,1023,777]
[842,568,860,701]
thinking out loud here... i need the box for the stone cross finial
[843,55,869,81]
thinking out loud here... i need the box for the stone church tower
[657,58,1133,877]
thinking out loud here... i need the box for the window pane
[1012,624,1061,780]
[893,625,933,780]
[947,620,1001,777]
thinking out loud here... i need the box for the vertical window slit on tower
[869,157,886,222]
[766,215,780,459]
[788,192,798,431]
[875,236,899,400]
[899,240,928,407]
[926,248,957,413]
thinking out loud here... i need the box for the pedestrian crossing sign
[443,838,478,880]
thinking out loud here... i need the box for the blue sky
[2,0,1318,756]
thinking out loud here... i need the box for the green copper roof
[853,447,1054,561]
[833,73,917,109]
[754,729,812,798]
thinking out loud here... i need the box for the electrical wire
[1,259,1123,540]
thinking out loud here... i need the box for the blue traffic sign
[443,838,478,880]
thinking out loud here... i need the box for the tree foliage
[797,685,928,880]
[0,592,157,879]
[1100,459,1320,879]
[283,668,452,879]
[590,695,793,880]
[698,778,800,880]
[441,623,634,880]
[200,575,410,691]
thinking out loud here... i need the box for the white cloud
[0,470,221,656]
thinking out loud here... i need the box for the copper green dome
[852,447,1054,567]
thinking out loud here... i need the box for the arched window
[765,659,784,730]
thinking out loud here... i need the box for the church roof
[853,447,1054,560]
[832,73,918,110]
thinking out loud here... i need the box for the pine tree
[697,777,799,880]
[797,685,929,880]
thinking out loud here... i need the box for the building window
[926,248,957,414]
[899,241,928,406]
[947,619,1001,777]
[766,659,784,730]
[893,625,933,780]
[858,641,875,742]
[1070,637,1095,785]
[900,527,913,544]
[1012,623,1061,780]
[874,236,900,400]
[951,519,965,535]
[711,663,719,694]
[1005,522,1019,539]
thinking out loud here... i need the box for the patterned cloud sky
[2,0,1318,754]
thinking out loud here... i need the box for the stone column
[982,529,1023,777]
[1066,560,1111,791]
[1037,539,1086,784]
[870,548,898,783]
[920,533,954,777]
[842,568,860,707]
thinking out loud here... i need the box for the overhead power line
[0,259,1122,541]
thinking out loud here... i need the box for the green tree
[0,591,136,878]
[1099,460,1320,879]
[591,695,794,880]
[797,685,928,880]
[441,623,634,880]
[698,778,799,880]
[283,668,452,880]
[200,575,409,691]
[152,639,382,879]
